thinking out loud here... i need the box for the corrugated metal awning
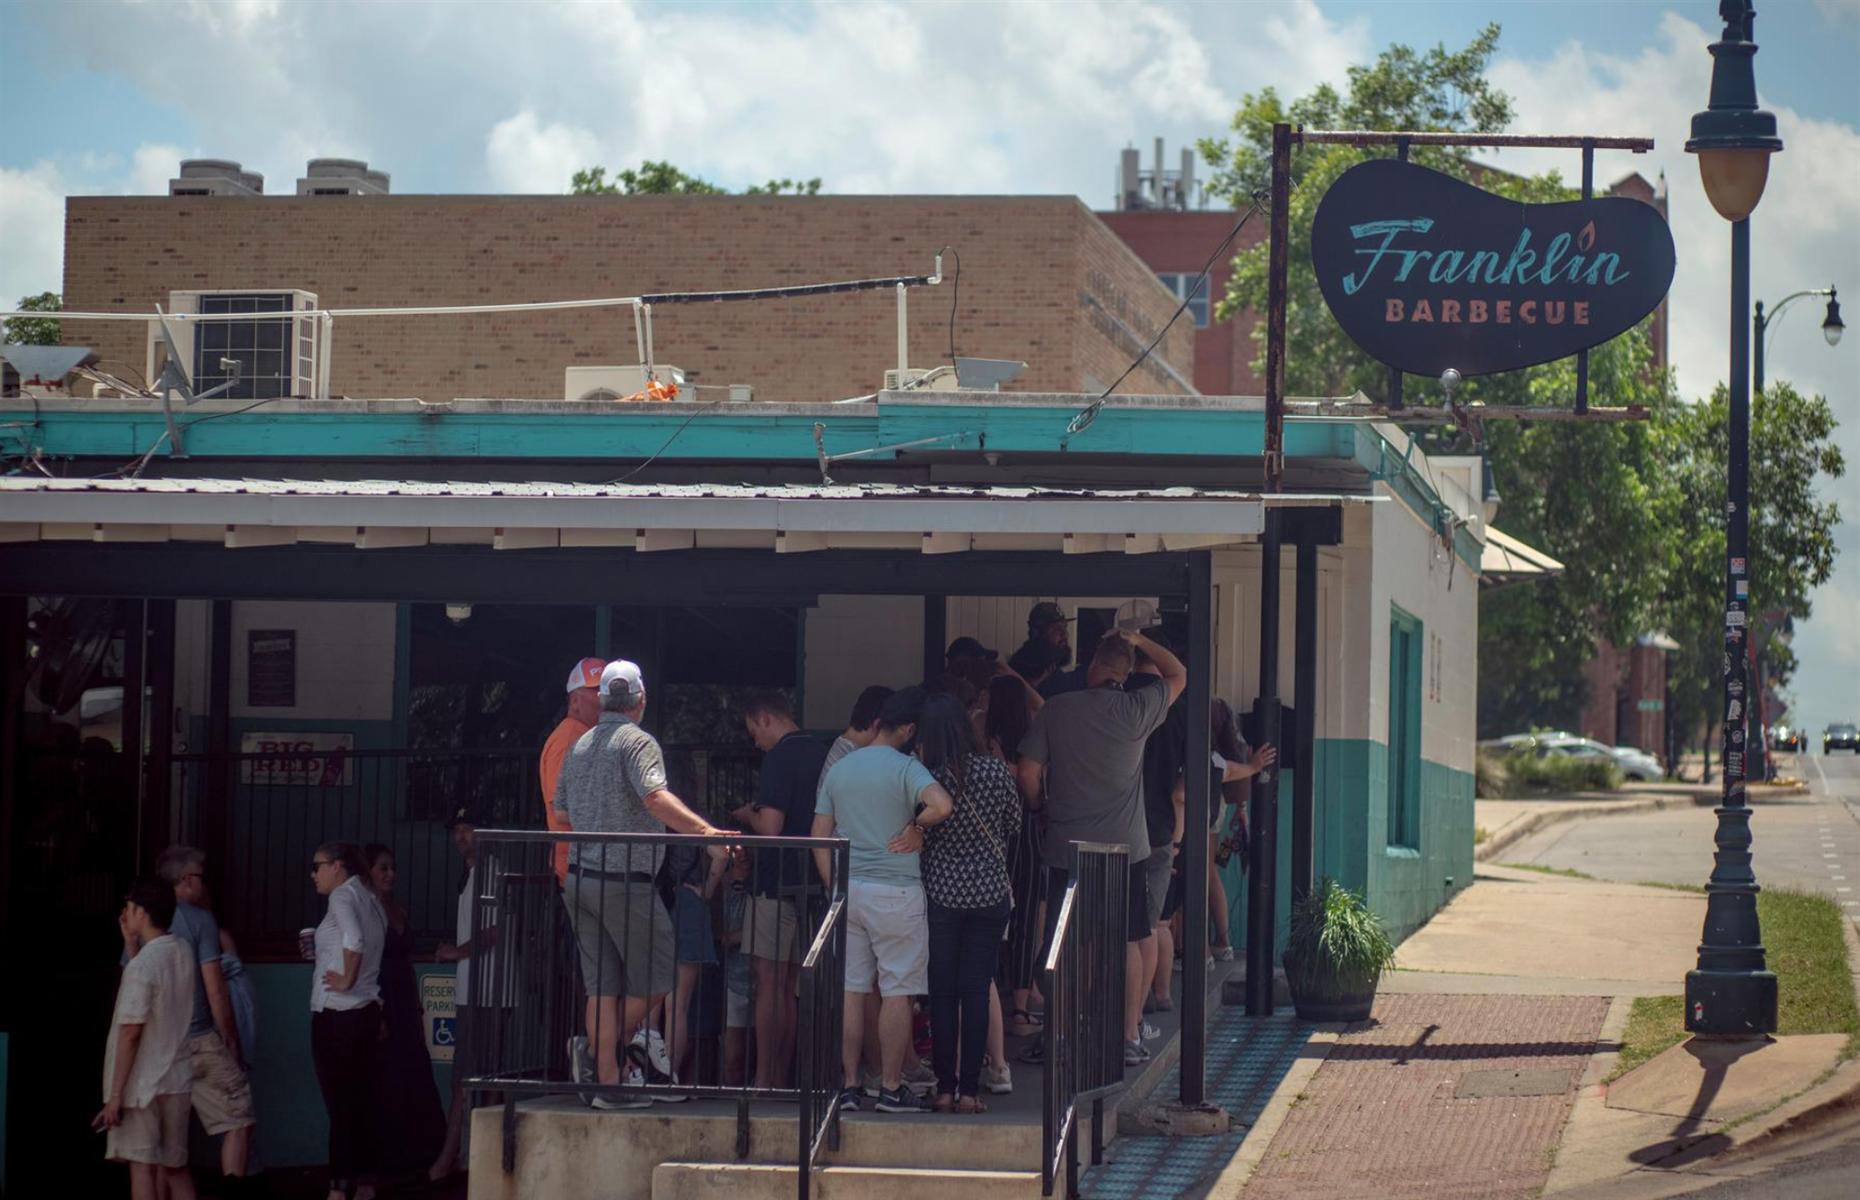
[0,477,1376,556]
[1480,526,1564,590]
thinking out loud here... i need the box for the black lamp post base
[1684,968,1778,1038]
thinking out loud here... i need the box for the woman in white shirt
[309,841,387,1200]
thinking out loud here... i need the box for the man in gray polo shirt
[1017,629,1183,1067]
[554,660,725,1106]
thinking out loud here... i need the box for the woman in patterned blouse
[917,693,1023,1112]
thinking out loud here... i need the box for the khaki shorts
[846,880,929,997]
[745,894,802,963]
[565,872,676,999]
[107,1092,190,1167]
[188,1030,255,1134]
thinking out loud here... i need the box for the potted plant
[1282,878,1395,1022]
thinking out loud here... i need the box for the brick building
[62,190,1194,405]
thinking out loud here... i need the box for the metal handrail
[465,827,850,1198]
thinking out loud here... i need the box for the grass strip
[1498,862,1597,880]
[1608,887,1860,1082]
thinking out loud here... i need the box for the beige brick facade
[63,195,1193,404]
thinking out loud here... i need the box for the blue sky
[2,0,1857,734]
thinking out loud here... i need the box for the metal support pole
[1576,139,1594,415]
[1387,137,1410,412]
[922,595,946,683]
[205,601,233,879]
[146,599,175,850]
[1247,123,1293,1018]
[1753,301,1766,399]
[123,602,147,870]
[1292,541,1318,902]
[897,282,909,377]
[1685,216,1776,1037]
[1180,552,1213,1104]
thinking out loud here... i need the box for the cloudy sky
[2,0,1857,735]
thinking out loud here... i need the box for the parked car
[1827,723,1859,754]
[1609,745,1666,781]
[1770,725,1804,753]
[1539,736,1662,782]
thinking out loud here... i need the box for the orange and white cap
[565,657,607,693]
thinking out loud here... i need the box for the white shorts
[844,880,929,998]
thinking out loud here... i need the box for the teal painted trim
[5,403,1364,465]
[1350,426,1484,573]
[247,962,458,1168]
[1225,738,1473,958]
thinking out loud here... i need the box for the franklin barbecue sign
[1310,159,1676,377]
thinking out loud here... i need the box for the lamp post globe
[1824,292,1845,347]
[1683,0,1781,1040]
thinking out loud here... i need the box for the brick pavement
[1244,994,1607,1200]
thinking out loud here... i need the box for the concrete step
[652,1161,1044,1200]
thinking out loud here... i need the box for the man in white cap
[554,660,727,1106]
[541,657,605,887]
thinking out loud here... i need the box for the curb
[1476,782,1812,864]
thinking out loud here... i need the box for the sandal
[1010,1008,1044,1036]
[957,1094,988,1115]
[931,1092,955,1113]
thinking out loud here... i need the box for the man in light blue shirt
[813,687,953,1114]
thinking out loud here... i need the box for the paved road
[1676,1132,1860,1199]
[1503,752,1860,922]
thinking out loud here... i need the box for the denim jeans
[927,897,1012,1097]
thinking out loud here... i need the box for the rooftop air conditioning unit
[564,365,688,402]
[882,366,959,393]
[296,158,391,196]
[147,290,320,399]
[168,159,264,197]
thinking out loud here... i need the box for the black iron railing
[1041,842,1130,1199]
[166,742,761,953]
[465,827,849,1200]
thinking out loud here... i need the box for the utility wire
[1065,192,1266,436]
[940,245,962,370]
[602,398,728,485]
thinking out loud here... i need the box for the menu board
[246,629,296,708]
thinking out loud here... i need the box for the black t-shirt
[1133,672,1188,849]
[754,732,830,898]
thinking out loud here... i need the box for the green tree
[1659,381,1843,759]
[4,291,62,346]
[570,161,820,196]
[1199,27,1681,735]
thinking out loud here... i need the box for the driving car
[1827,723,1859,754]
[1770,724,1804,753]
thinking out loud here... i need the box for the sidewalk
[1202,858,1855,1200]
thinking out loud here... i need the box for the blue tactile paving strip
[1080,1010,1313,1200]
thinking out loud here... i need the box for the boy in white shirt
[97,878,199,1200]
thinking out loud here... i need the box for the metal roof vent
[296,158,390,196]
[169,159,264,197]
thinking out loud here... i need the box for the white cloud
[485,112,602,194]
[130,144,192,196]
[1491,11,1860,734]
[0,162,69,305]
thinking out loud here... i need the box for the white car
[1535,735,1661,781]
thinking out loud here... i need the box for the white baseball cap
[598,659,646,698]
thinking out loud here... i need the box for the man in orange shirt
[541,657,605,884]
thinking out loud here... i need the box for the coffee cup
[298,927,316,962]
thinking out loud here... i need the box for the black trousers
[312,1003,381,1188]
[929,898,1011,1097]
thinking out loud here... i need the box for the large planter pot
[1282,953,1379,1023]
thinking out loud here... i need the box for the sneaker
[591,1066,653,1109]
[1148,995,1175,1013]
[838,1086,863,1112]
[1141,1022,1162,1042]
[569,1035,595,1085]
[860,1068,885,1098]
[1018,1040,1046,1066]
[629,1027,672,1077]
[653,1074,689,1104]
[982,1059,1013,1095]
[1123,1039,1151,1067]
[875,1085,931,1114]
[1213,945,1236,962]
[901,1058,937,1096]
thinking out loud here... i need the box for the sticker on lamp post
[1310,159,1677,377]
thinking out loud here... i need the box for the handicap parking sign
[432,1017,457,1047]
[422,973,458,1062]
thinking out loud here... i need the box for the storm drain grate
[1455,1068,1574,1099]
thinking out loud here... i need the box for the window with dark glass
[1156,272,1211,329]
[193,293,296,400]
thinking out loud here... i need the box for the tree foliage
[5,291,62,346]
[1199,28,1684,736]
[570,161,821,196]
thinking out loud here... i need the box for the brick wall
[63,195,1191,403]
[1096,210,1264,396]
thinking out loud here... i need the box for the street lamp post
[1683,0,1781,1039]
[1747,288,1842,781]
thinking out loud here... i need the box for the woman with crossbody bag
[917,693,1022,1113]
